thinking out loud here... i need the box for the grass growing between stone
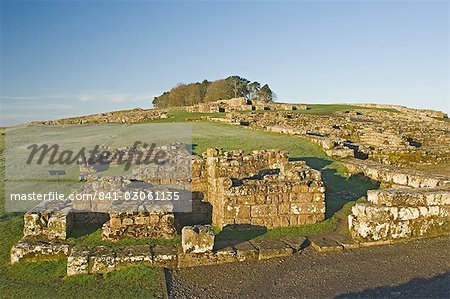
[214,200,358,242]
[0,215,169,298]
[0,133,167,299]
[67,226,180,248]
[237,103,398,115]
[146,108,226,123]
[0,113,379,297]
[189,122,378,215]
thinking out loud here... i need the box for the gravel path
[168,236,450,299]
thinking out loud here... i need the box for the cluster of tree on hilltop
[152,75,275,108]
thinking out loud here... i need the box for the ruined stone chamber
[193,148,326,229]
[186,97,306,113]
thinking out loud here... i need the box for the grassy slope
[0,104,380,298]
[190,122,378,216]
[0,129,167,299]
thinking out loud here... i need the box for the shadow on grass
[69,222,105,238]
[214,224,267,250]
[187,143,198,155]
[291,156,379,218]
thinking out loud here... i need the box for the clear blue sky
[1,1,448,126]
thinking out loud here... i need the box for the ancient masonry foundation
[344,158,450,241]
[12,148,326,271]
[192,148,326,229]
[349,188,450,241]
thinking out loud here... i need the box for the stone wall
[207,106,450,167]
[32,108,168,125]
[194,148,325,229]
[349,188,450,241]
[351,103,448,119]
[11,240,70,264]
[102,211,177,240]
[23,201,73,240]
[342,158,449,188]
[66,234,308,275]
[186,97,253,113]
[186,98,306,113]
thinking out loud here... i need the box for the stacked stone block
[342,158,449,188]
[181,225,215,253]
[32,108,167,125]
[102,211,177,240]
[23,201,73,240]
[195,148,326,229]
[348,188,450,241]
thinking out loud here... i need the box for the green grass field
[0,128,168,298]
[0,105,380,298]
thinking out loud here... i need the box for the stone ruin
[349,188,450,241]
[192,148,325,229]
[13,147,326,266]
[23,200,74,241]
[203,105,450,243]
[181,225,215,253]
[11,101,450,275]
[344,157,450,241]
[207,106,450,168]
[101,204,178,241]
[11,147,324,275]
[31,107,168,125]
[186,97,306,113]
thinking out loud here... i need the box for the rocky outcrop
[181,225,215,253]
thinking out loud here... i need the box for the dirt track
[168,236,450,298]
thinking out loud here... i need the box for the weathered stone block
[331,234,360,249]
[250,205,278,218]
[181,225,215,253]
[311,237,344,253]
[152,244,178,268]
[281,235,307,252]
[115,245,152,265]
[23,211,72,240]
[398,207,420,220]
[89,246,116,273]
[11,240,70,264]
[177,252,217,268]
[214,245,237,265]
[67,246,90,276]
[251,239,293,260]
[234,241,259,262]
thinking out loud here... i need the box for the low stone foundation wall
[32,108,168,125]
[102,211,177,240]
[342,158,449,188]
[66,236,308,276]
[349,188,450,241]
[11,239,70,264]
[185,98,306,114]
